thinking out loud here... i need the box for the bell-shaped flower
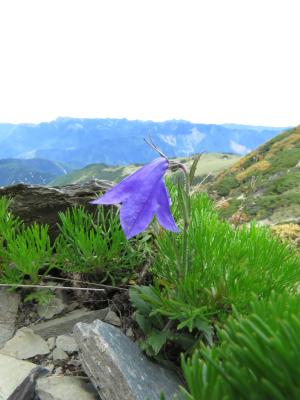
[89,157,179,239]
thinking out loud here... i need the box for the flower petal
[89,158,168,205]
[120,195,157,239]
[155,180,179,233]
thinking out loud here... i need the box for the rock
[126,327,134,339]
[54,367,63,375]
[47,337,56,351]
[45,363,55,373]
[37,291,68,320]
[0,180,111,244]
[0,288,20,348]
[56,334,78,353]
[0,353,45,400]
[52,348,69,361]
[74,320,182,400]
[36,376,100,400]
[104,309,121,327]
[32,308,109,339]
[0,328,49,359]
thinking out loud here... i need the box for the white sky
[0,0,299,126]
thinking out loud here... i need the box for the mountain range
[0,118,287,167]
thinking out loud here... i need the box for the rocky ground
[0,181,183,399]
[0,285,182,400]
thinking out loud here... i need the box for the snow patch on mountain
[159,135,177,146]
[180,128,206,154]
[230,140,251,155]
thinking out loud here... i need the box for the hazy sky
[0,0,299,126]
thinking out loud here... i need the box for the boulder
[74,320,183,400]
[0,180,112,243]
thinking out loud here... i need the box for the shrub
[213,175,239,196]
[180,291,300,400]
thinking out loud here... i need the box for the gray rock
[0,180,111,244]
[74,320,182,400]
[32,308,109,339]
[47,337,56,351]
[56,334,78,353]
[104,309,121,327]
[37,291,68,320]
[0,328,49,359]
[36,376,100,400]
[0,353,44,400]
[0,288,20,348]
[54,367,63,375]
[126,327,134,339]
[52,348,69,361]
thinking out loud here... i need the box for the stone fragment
[47,337,56,351]
[0,353,44,400]
[32,308,109,339]
[37,291,68,320]
[0,288,20,348]
[54,367,63,375]
[36,376,99,400]
[0,328,49,359]
[104,309,121,327]
[56,334,78,353]
[126,327,134,338]
[74,320,182,400]
[52,348,69,361]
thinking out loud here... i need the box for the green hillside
[211,126,300,224]
[48,153,240,187]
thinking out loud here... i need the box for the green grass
[130,189,300,359]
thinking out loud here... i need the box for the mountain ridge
[0,118,287,167]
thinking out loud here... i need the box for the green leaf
[146,329,171,355]
[189,154,202,186]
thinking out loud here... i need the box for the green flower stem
[177,163,190,275]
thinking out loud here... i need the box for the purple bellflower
[89,157,179,239]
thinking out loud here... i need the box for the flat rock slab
[36,376,100,400]
[0,289,20,348]
[74,320,182,400]
[32,308,109,339]
[0,328,49,359]
[0,354,43,400]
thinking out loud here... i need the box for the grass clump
[0,197,53,284]
[54,205,150,284]
[180,291,300,400]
